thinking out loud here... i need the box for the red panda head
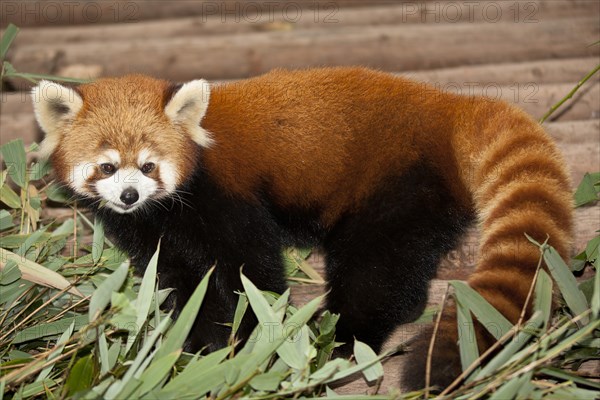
[32,75,211,213]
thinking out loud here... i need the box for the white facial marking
[95,167,158,213]
[71,162,96,194]
[159,161,178,193]
[137,149,152,166]
[98,149,121,166]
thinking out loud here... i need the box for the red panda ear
[31,80,83,158]
[164,79,213,148]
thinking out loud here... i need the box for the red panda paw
[401,325,462,394]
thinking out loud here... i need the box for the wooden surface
[1,1,599,395]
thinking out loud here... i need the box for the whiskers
[135,188,195,216]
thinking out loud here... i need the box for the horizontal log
[0,0,397,27]
[439,81,600,121]
[547,119,600,187]
[7,16,599,86]
[406,57,600,87]
[11,1,599,45]
[0,57,598,112]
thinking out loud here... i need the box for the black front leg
[157,242,288,353]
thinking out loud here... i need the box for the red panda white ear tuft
[31,80,83,158]
[164,79,213,148]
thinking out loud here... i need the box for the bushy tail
[403,100,574,391]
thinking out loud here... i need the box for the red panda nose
[120,188,139,205]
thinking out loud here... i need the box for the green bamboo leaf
[574,173,600,207]
[0,139,27,188]
[0,248,83,297]
[45,183,71,203]
[156,347,231,398]
[0,210,15,231]
[324,349,392,384]
[154,267,213,359]
[27,159,51,181]
[89,262,129,322]
[540,244,590,325]
[546,387,600,400]
[104,315,172,400]
[36,321,74,382]
[106,339,122,373]
[15,226,48,257]
[451,281,513,340]
[134,350,181,397]
[584,236,599,263]
[489,371,533,400]
[231,292,248,337]
[474,311,543,381]
[0,181,21,209]
[353,340,384,383]
[12,315,86,344]
[534,269,553,330]
[98,329,110,375]
[234,294,324,390]
[249,369,285,391]
[66,354,95,396]
[455,293,480,378]
[0,259,20,284]
[19,379,58,399]
[241,273,308,369]
[541,367,600,390]
[309,358,352,383]
[92,217,105,264]
[0,24,19,59]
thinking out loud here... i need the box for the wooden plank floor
[1,0,599,394]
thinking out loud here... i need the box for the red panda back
[203,67,470,224]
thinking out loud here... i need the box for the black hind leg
[323,165,472,353]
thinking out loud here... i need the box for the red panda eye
[141,162,155,174]
[100,163,116,175]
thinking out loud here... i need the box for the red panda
[32,67,573,391]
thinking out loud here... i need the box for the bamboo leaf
[0,248,83,297]
[0,259,20,284]
[126,242,160,354]
[455,293,480,378]
[66,355,95,396]
[154,268,213,360]
[241,273,309,369]
[451,281,513,340]
[89,262,129,322]
[104,316,172,400]
[489,371,533,400]
[0,181,22,209]
[353,340,384,383]
[592,264,599,318]
[135,350,181,397]
[0,24,19,59]
[474,311,543,381]
[13,315,87,344]
[92,217,105,264]
[0,139,27,188]
[534,270,553,330]
[540,244,590,325]
[36,321,74,382]
[574,173,600,207]
[98,329,110,375]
